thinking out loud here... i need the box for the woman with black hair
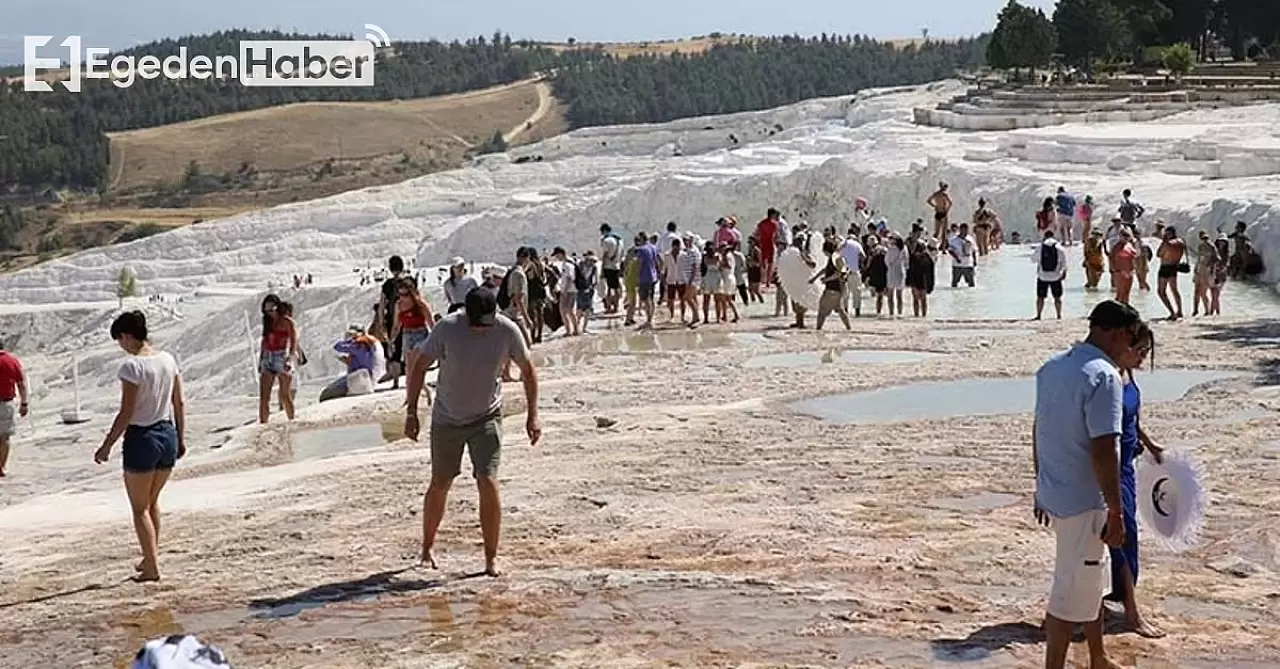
[259,293,299,424]
[94,310,185,582]
[525,248,549,344]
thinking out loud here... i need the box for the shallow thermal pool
[791,369,1243,425]
[916,241,1280,321]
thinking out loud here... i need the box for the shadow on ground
[246,568,471,619]
[1192,319,1280,385]
[930,621,1044,661]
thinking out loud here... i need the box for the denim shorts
[122,420,179,473]
[403,327,429,353]
[575,291,594,312]
[259,350,289,375]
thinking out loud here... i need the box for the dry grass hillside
[107,79,557,192]
[0,79,565,270]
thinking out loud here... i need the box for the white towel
[131,635,232,669]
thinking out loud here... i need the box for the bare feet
[1090,657,1127,669]
[1129,617,1166,639]
[484,559,501,577]
[131,571,161,583]
[419,548,438,570]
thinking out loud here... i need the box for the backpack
[572,262,590,292]
[496,268,515,310]
[1039,243,1060,273]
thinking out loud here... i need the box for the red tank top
[263,326,289,352]
[399,307,427,329]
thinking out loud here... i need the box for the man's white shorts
[1048,509,1111,623]
[1055,213,1073,235]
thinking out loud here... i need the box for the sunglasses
[398,291,410,297]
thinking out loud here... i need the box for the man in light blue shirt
[1033,299,1141,669]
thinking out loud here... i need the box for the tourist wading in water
[1033,299,1141,669]
[0,340,28,478]
[404,288,540,576]
[258,294,299,424]
[94,311,186,582]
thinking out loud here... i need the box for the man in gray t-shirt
[405,287,541,576]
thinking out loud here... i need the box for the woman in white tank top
[94,310,186,582]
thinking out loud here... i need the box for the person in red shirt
[0,341,30,477]
[755,208,781,287]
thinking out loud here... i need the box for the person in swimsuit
[1210,235,1230,315]
[1191,230,1217,318]
[1035,197,1055,237]
[1155,225,1186,320]
[971,198,997,256]
[94,310,185,582]
[1109,228,1139,305]
[926,181,952,242]
[1078,194,1096,240]
[258,294,298,424]
[1082,229,1106,290]
[393,278,437,392]
[1108,321,1167,639]
[810,239,851,330]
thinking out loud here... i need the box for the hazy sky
[1,0,1059,65]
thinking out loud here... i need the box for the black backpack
[572,262,590,292]
[1119,201,1139,223]
[496,268,515,309]
[1039,243,1060,273]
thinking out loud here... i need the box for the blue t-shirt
[635,243,660,285]
[1055,193,1076,216]
[1033,342,1123,517]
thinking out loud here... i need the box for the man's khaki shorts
[0,401,15,439]
[430,414,502,481]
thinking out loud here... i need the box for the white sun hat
[1136,449,1207,552]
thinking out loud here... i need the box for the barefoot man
[1033,299,1140,669]
[926,181,952,242]
[1155,225,1186,320]
[405,287,541,576]
[0,339,30,477]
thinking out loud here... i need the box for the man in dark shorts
[404,288,541,576]
[1155,225,1186,320]
[927,181,952,242]
[599,224,623,314]
[1035,229,1068,320]
[377,255,416,385]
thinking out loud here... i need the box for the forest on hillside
[552,35,987,127]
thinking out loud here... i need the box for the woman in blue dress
[1108,321,1166,638]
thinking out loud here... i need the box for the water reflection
[918,243,1280,321]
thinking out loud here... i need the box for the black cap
[465,287,497,327]
[1088,300,1140,331]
